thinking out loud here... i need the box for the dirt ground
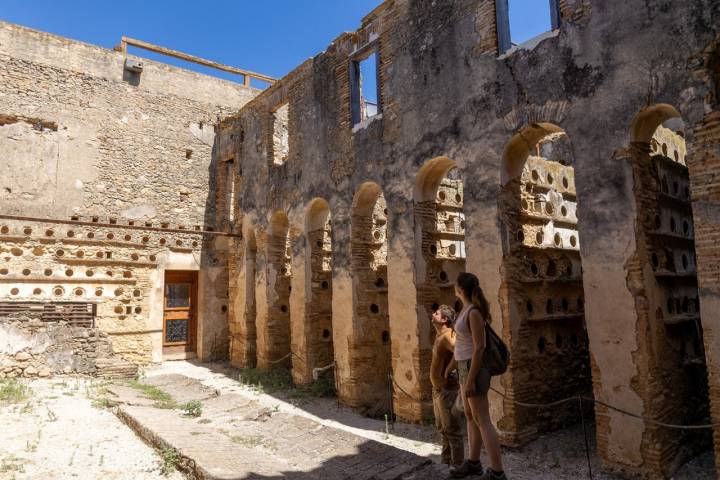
[0,377,183,480]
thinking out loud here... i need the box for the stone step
[113,374,434,479]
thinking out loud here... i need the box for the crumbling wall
[216,0,719,477]
[0,313,137,379]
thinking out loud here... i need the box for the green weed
[159,447,181,476]
[127,380,177,409]
[0,379,31,404]
[180,400,203,417]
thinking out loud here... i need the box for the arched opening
[413,157,466,413]
[242,226,258,367]
[305,198,335,386]
[499,123,592,441]
[349,182,392,416]
[629,105,709,472]
[266,211,292,368]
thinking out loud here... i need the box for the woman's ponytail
[457,272,492,324]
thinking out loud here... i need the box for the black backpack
[468,306,510,376]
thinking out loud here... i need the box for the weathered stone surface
[0,313,138,379]
[113,374,431,480]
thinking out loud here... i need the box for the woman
[450,272,506,479]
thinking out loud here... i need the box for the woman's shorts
[457,359,491,397]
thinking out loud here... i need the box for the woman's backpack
[469,307,510,376]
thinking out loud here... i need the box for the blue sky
[1,1,552,86]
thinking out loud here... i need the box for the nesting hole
[547,260,557,276]
[370,304,380,314]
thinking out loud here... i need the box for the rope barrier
[488,386,720,430]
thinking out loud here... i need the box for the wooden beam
[120,36,275,85]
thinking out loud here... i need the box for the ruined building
[1,0,720,478]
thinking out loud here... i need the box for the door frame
[162,270,198,355]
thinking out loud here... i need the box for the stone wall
[217,0,720,478]
[0,21,261,363]
[0,313,137,379]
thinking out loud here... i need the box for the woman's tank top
[454,304,475,361]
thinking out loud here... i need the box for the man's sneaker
[479,469,507,480]
[449,460,483,478]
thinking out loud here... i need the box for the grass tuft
[127,380,177,409]
[0,379,31,405]
[158,447,181,476]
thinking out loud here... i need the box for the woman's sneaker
[449,460,483,478]
[479,469,507,479]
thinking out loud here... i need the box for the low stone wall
[0,313,137,379]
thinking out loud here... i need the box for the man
[430,304,464,467]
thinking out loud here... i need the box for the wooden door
[163,271,198,352]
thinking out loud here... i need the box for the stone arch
[627,104,709,474]
[265,211,292,368]
[347,182,392,416]
[411,157,466,415]
[303,198,335,383]
[498,123,592,443]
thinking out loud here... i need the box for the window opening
[496,0,560,53]
[270,103,289,165]
[225,159,235,223]
[351,49,381,125]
